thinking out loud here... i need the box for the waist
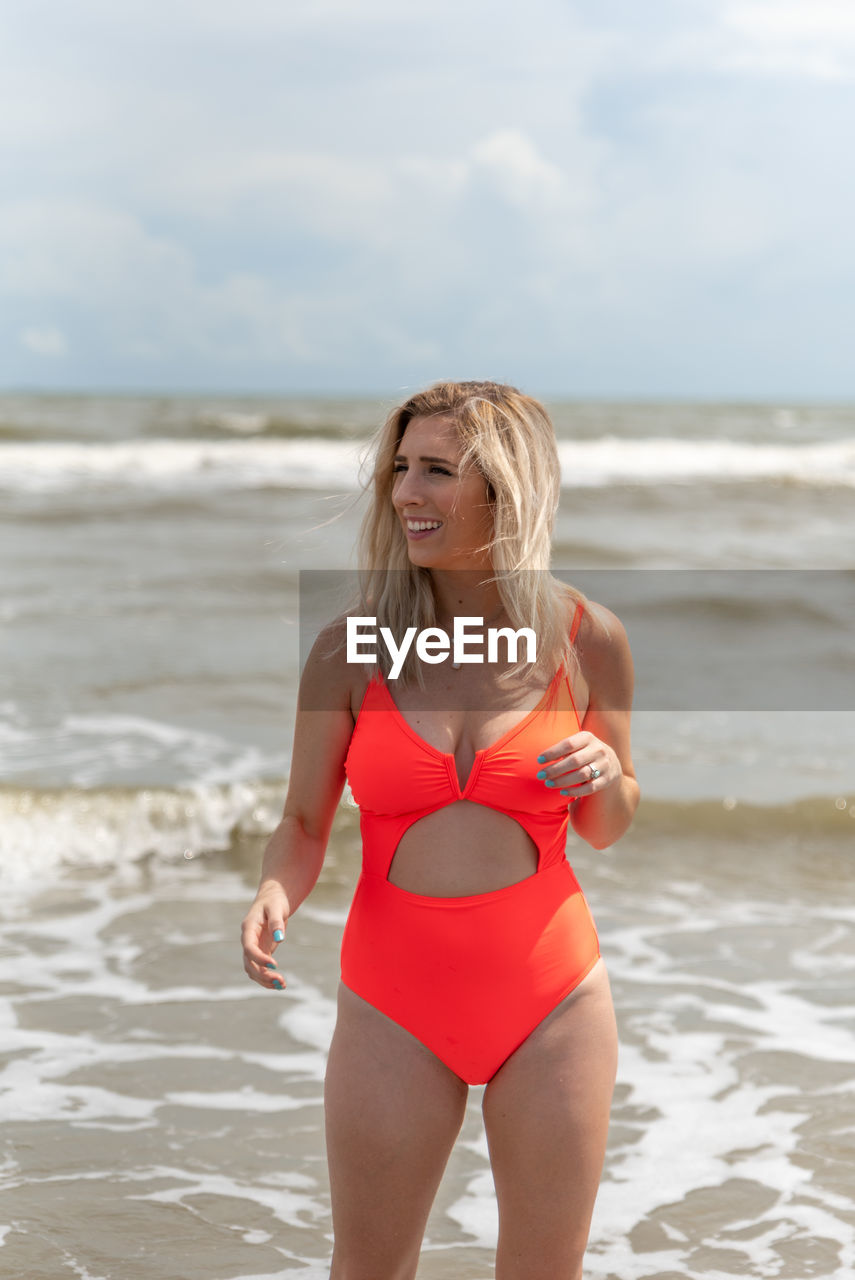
[356,858,581,909]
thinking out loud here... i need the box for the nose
[392,467,425,510]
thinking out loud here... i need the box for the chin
[407,550,447,571]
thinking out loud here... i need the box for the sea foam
[1,435,854,494]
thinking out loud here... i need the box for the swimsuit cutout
[341,600,600,1085]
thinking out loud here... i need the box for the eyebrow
[393,453,457,465]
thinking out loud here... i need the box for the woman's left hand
[536,731,621,800]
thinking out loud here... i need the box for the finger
[240,920,275,969]
[558,764,603,796]
[535,734,583,768]
[260,951,287,990]
[537,748,591,786]
[266,964,287,991]
[243,950,287,990]
[265,913,287,950]
[535,743,579,784]
[559,780,595,797]
[249,966,287,991]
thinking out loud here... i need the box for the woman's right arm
[241,625,355,990]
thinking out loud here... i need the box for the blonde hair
[333,380,586,686]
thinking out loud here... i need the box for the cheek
[461,475,492,512]
[475,487,494,526]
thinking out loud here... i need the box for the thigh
[481,960,618,1280]
[325,983,469,1280]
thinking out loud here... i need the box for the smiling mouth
[405,519,443,533]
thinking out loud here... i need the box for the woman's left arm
[538,603,640,850]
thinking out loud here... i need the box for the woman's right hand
[239,621,355,991]
[241,882,291,990]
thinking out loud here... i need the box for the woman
[241,381,639,1279]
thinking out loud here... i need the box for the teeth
[407,520,442,531]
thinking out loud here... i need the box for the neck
[430,569,506,629]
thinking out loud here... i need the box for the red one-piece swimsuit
[341,601,600,1085]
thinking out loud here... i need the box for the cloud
[20,326,68,357]
[163,151,400,243]
[0,191,445,375]
[588,0,855,82]
[472,131,574,211]
[0,1,853,394]
[0,200,192,301]
[719,1,855,79]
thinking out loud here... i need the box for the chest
[346,670,585,803]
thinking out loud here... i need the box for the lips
[405,520,442,542]
[406,519,443,533]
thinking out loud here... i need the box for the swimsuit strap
[569,598,584,644]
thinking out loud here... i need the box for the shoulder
[299,613,371,718]
[575,600,634,708]
[284,616,362,837]
[576,599,628,648]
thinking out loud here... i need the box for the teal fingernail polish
[265,962,277,969]
[536,770,547,780]
[273,979,284,990]
[536,755,546,763]
[544,779,556,787]
[273,929,284,942]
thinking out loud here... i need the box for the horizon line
[2,384,854,408]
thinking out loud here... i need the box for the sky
[2,0,855,399]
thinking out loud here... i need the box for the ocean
[1,392,853,1278]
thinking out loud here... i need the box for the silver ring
[589,765,601,780]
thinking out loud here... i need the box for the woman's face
[391,414,494,570]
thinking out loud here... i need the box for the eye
[391,464,452,476]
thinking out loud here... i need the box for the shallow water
[2,801,854,1279]
[2,394,854,1277]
